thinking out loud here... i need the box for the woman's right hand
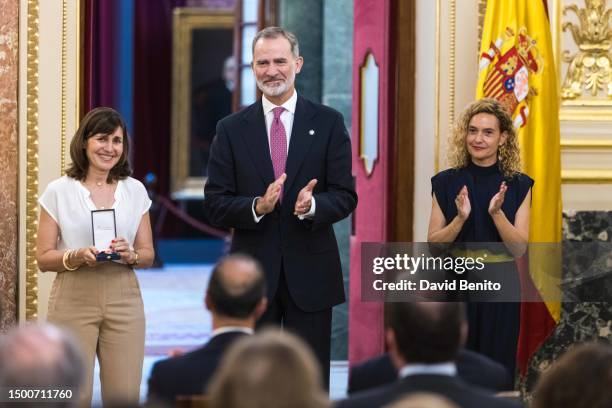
[74,246,99,267]
[455,185,471,221]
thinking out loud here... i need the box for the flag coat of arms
[476,0,562,376]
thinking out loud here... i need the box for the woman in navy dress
[428,98,533,381]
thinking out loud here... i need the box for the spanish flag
[476,0,562,375]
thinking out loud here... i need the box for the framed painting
[171,9,235,197]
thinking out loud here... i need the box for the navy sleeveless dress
[431,161,533,379]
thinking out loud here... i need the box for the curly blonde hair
[446,98,521,178]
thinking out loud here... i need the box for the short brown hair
[533,342,612,408]
[385,302,465,364]
[66,107,131,182]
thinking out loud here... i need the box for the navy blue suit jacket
[203,96,357,312]
[348,350,513,394]
[338,374,521,408]
[146,331,246,405]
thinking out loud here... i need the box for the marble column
[521,211,612,394]
[278,0,323,103]
[279,0,354,360]
[0,0,19,332]
[322,0,353,361]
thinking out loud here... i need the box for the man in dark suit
[203,26,357,388]
[337,302,521,408]
[348,344,511,392]
[146,254,267,406]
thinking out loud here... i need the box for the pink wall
[349,0,392,366]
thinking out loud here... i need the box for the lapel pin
[309,129,315,135]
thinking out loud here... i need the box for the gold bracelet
[128,251,139,266]
[67,249,79,270]
[69,249,82,269]
[62,250,78,271]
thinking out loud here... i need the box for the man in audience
[337,302,520,408]
[0,324,85,408]
[146,254,267,406]
[348,304,511,393]
[532,342,612,408]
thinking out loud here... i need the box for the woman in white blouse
[36,107,154,406]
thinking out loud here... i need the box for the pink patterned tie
[270,107,288,201]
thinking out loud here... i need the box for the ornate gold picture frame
[171,9,234,198]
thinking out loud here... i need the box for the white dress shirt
[251,90,316,222]
[262,89,297,152]
[399,362,458,379]
[39,176,151,259]
[210,326,254,340]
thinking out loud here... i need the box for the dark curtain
[84,0,119,111]
[133,0,185,197]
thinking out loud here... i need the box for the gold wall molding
[553,0,612,121]
[170,9,234,195]
[560,0,612,100]
[559,105,612,120]
[61,0,67,173]
[477,0,486,53]
[25,0,40,321]
[562,168,612,183]
[448,0,456,130]
[20,0,80,321]
[434,0,458,173]
[561,139,612,149]
[434,0,440,173]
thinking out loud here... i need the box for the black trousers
[256,266,332,389]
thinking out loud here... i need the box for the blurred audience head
[206,253,267,323]
[385,302,466,367]
[223,56,237,91]
[533,342,612,408]
[384,393,460,408]
[0,324,85,407]
[207,329,328,408]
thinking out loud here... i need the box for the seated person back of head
[532,342,612,408]
[207,329,329,408]
[337,302,521,408]
[0,324,85,408]
[146,254,267,406]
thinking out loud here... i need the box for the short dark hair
[207,254,266,318]
[66,107,132,182]
[385,302,464,364]
[252,26,300,58]
[533,342,612,408]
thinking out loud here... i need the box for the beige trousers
[47,262,145,407]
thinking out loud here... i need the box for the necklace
[96,182,102,186]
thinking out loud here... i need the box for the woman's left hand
[110,237,135,263]
[488,181,507,216]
